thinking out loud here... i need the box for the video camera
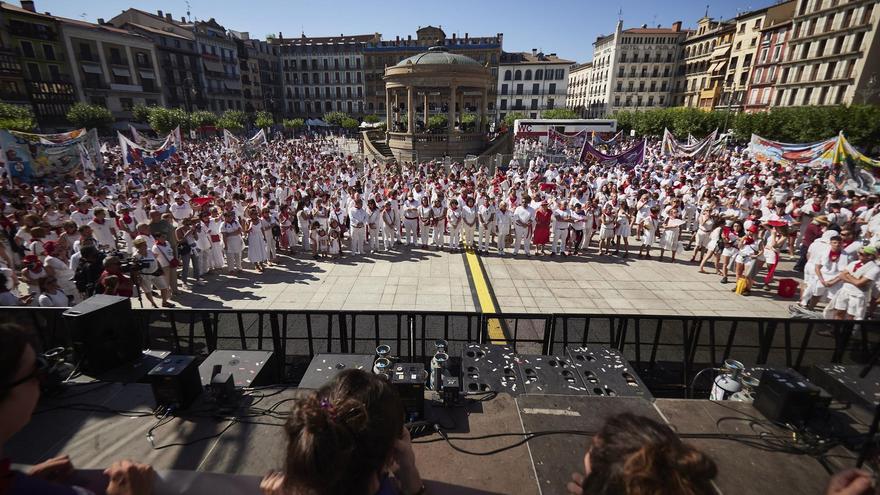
[102,249,151,273]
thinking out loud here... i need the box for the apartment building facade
[775,0,879,106]
[497,50,572,120]
[567,61,592,116]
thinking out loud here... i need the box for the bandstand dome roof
[395,46,482,67]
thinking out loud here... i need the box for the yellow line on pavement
[464,249,507,344]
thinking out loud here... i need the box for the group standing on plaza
[1,132,879,320]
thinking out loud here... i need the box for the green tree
[503,112,526,128]
[608,105,880,149]
[322,111,348,126]
[340,117,359,130]
[148,107,191,134]
[427,114,448,131]
[282,118,305,130]
[254,110,274,129]
[542,108,578,119]
[189,110,217,128]
[131,103,153,123]
[217,110,246,131]
[363,114,381,124]
[0,102,36,131]
[66,102,113,130]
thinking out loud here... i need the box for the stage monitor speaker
[198,350,277,388]
[565,346,652,399]
[754,368,831,425]
[518,354,589,395]
[461,343,524,395]
[63,295,142,374]
[148,354,203,409]
[299,354,376,389]
[390,362,426,421]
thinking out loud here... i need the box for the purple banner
[580,139,645,167]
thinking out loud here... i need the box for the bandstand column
[385,87,391,128]
[394,90,399,129]
[447,84,457,133]
[406,85,414,134]
[480,87,488,133]
[423,92,429,126]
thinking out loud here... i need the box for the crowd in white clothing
[1,133,879,320]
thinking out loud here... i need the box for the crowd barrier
[5,306,877,393]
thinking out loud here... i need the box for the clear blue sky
[41,0,770,62]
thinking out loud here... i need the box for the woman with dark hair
[567,414,717,495]
[0,324,154,494]
[260,369,423,495]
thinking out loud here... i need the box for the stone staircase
[362,130,395,161]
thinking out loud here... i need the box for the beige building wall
[567,62,592,116]
[776,0,879,106]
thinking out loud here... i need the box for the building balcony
[789,22,872,44]
[779,49,863,67]
[110,83,144,92]
[776,75,855,88]
[83,82,111,90]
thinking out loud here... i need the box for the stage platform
[8,379,868,495]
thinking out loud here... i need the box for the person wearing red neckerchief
[825,245,880,320]
[795,234,844,311]
[637,206,660,259]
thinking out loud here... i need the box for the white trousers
[497,228,509,253]
[513,226,531,255]
[448,227,461,250]
[553,229,568,255]
[350,227,366,254]
[478,226,492,251]
[403,218,418,245]
[432,223,445,247]
[383,225,396,251]
[419,221,431,246]
[368,227,380,251]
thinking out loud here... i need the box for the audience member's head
[282,369,404,495]
[0,324,42,445]
[577,414,717,495]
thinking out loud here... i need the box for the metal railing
[5,306,877,392]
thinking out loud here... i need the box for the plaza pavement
[172,245,795,318]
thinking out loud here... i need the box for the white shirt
[70,210,94,227]
[495,210,512,233]
[513,205,535,227]
[348,207,368,228]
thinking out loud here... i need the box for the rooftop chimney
[672,21,682,32]
[642,23,648,29]
[181,16,186,22]
[465,33,469,40]
[97,18,105,25]
[157,9,163,17]
[165,13,172,21]
[532,48,537,56]
[20,0,35,12]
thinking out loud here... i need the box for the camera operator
[132,238,173,308]
[98,256,133,297]
[72,245,104,299]
[175,218,206,289]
